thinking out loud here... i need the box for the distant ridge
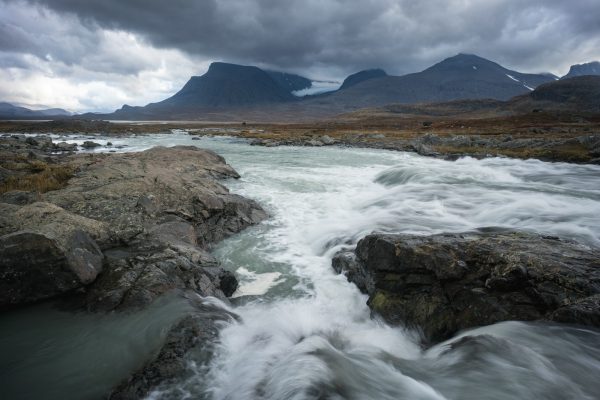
[74,54,592,121]
[562,61,600,79]
[300,54,557,110]
[339,69,387,90]
[0,102,72,119]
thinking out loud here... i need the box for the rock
[84,241,232,312]
[109,300,235,400]
[0,202,110,243]
[332,231,600,343]
[0,190,38,205]
[320,135,335,145]
[42,146,265,247]
[81,141,101,149]
[55,142,78,152]
[305,139,324,146]
[0,145,265,396]
[0,230,103,307]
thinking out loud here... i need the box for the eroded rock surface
[333,231,600,342]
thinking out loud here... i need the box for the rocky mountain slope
[338,68,387,90]
[508,75,600,113]
[307,54,556,110]
[562,61,600,79]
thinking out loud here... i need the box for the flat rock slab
[333,231,600,342]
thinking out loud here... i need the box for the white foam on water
[231,268,284,298]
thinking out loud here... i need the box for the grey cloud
[1,0,600,112]
[8,0,597,77]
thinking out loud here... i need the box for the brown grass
[0,162,75,194]
[432,143,591,162]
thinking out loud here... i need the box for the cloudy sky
[1,0,599,112]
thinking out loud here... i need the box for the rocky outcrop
[333,231,600,343]
[0,145,265,310]
[109,297,235,400]
[0,145,266,398]
[0,229,103,306]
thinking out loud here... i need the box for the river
[2,132,600,399]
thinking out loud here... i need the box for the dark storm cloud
[1,0,599,112]
[10,0,600,76]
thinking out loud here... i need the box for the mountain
[109,62,302,119]
[266,71,312,92]
[339,69,387,90]
[562,61,600,79]
[153,62,295,108]
[0,102,72,119]
[305,54,557,111]
[509,75,600,113]
[92,54,579,121]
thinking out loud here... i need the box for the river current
[1,132,600,400]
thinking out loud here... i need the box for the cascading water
[3,132,600,399]
[143,134,600,400]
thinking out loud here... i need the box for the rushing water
[3,132,600,399]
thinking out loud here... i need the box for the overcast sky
[1,0,599,112]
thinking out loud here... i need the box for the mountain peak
[428,53,500,71]
[155,62,295,108]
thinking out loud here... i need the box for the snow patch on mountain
[292,80,341,96]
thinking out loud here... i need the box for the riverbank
[2,111,599,163]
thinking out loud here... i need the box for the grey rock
[81,141,101,149]
[0,230,103,307]
[305,139,324,146]
[55,141,77,151]
[0,190,38,205]
[320,135,335,145]
[333,231,600,343]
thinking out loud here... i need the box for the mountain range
[0,102,72,119]
[3,54,599,121]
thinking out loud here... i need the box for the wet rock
[55,142,77,152]
[305,139,324,146]
[42,146,264,247]
[0,229,103,307]
[333,231,600,342]
[0,145,265,396]
[85,242,231,312]
[320,135,335,145]
[109,300,234,400]
[81,141,101,149]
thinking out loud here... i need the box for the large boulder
[43,146,266,247]
[0,229,103,307]
[333,231,600,342]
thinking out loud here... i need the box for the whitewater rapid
[100,132,599,400]
[19,132,600,399]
